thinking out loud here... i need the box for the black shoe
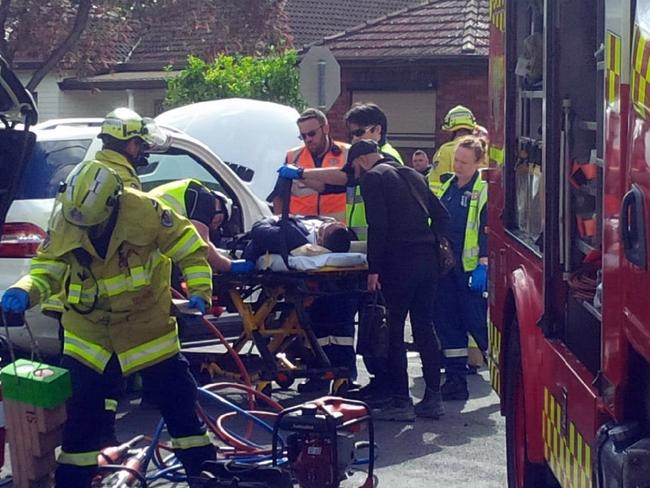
[297,379,329,394]
[441,378,469,401]
[372,398,416,422]
[414,389,445,419]
[346,379,381,400]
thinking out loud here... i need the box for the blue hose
[142,386,285,483]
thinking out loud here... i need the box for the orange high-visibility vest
[286,142,348,221]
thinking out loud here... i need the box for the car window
[139,152,227,194]
[15,139,92,199]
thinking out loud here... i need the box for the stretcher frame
[202,265,367,395]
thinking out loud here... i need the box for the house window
[154,99,165,116]
[351,90,436,151]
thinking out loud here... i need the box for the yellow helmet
[58,161,123,227]
[442,105,477,132]
[100,107,165,146]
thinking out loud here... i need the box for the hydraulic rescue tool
[272,396,375,488]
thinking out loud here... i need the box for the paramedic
[435,135,489,401]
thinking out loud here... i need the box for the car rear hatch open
[0,55,38,232]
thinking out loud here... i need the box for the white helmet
[213,191,233,224]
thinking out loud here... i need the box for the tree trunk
[26,0,92,92]
[0,0,13,63]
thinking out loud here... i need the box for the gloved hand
[277,164,304,180]
[230,259,255,274]
[188,295,206,315]
[1,288,29,314]
[468,263,488,295]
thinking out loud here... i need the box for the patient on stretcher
[242,216,365,271]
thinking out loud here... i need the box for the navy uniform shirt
[440,171,487,262]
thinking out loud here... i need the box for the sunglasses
[349,125,376,138]
[298,125,323,140]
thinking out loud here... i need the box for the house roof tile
[313,0,489,60]
[284,0,424,46]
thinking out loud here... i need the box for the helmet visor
[140,118,168,148]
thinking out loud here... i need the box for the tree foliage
[165,49,304,110]
[0,0,150,90]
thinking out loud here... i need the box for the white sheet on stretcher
[256,253,367,272]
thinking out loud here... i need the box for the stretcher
[191,264,367,396]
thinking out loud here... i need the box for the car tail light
[0,223,47,258]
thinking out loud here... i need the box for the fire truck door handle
[621,184,647,270]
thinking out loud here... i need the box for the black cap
[343,139,380,174]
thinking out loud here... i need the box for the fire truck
[487,0,650,487]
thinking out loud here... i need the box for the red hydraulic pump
[271,396,375,488]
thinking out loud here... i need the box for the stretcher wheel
[331,378,349,396]
[275,372,294,390]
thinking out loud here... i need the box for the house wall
[17,70,167,122]
[326,60,489,165]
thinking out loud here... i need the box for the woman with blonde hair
[434,136,489,401]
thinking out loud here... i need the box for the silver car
[0,123,272,357]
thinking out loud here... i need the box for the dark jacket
[242,217,310,262]
[360,159,450,274]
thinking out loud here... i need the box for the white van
[156,98,301,200]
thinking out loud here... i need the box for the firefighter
[94,107,166,190]
[39,108,162,316]
[149,178,253,273]
[1,162,215,487]
[435,135,489,401]
[429,105,478,195]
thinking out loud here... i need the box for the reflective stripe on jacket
[286,142,348,221]
[42,153,142,316]
[13,188,211,375]
[345,142,404,241]
[439,173,487,271]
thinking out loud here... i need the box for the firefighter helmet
[58,161,123,227]
[442,105,477,132]
[213,191,233,224]
[99,108,166,146]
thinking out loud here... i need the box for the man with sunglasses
[269,108,356,393]
[269,108,349,222]
[277,103,407,398]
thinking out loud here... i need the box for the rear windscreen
[15,139,92,199]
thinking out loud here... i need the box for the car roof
[34,118,103,130]
[33,125,100,142]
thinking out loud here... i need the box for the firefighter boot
[441,377,469,401]
[414,389,445,419]
[372,397,416,422]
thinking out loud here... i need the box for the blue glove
[230,259,255,274]
[277,164,304,180]
[469,263,488,294]
[188,295,206,315]
[1,288,29,314]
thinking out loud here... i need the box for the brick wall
[326,60,488,161]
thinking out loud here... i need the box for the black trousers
[55,353,214,488]
[377,256,442,400]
